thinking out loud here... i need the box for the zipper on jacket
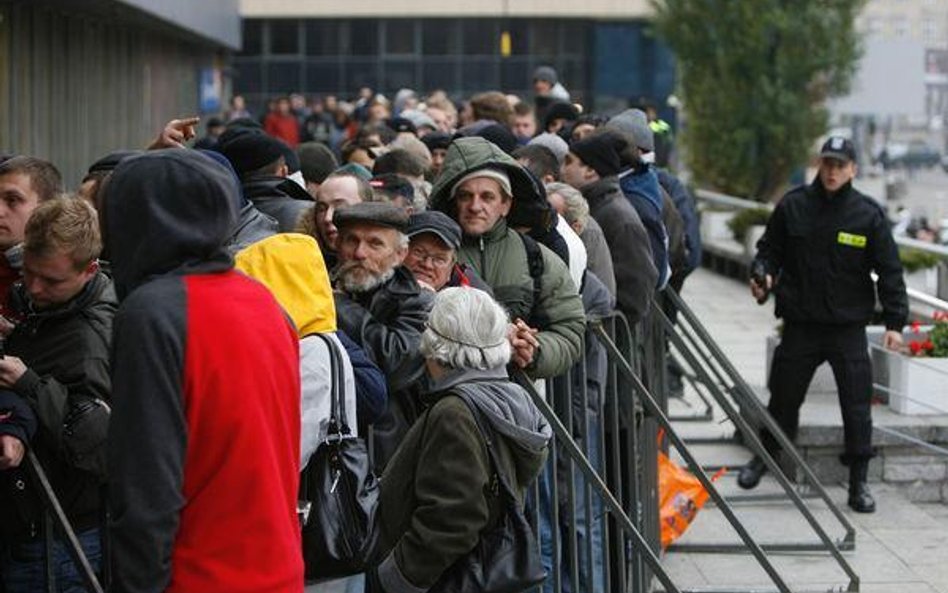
[479,236,486,278]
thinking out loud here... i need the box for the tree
[654,0,865,201]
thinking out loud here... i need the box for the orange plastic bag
[658,440,725,549]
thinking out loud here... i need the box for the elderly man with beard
[332,202,434,470]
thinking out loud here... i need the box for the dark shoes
[737,456,768,489]
[848,481,876,513]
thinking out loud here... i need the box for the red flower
[934,311,947,322]
[923,340,934,351]
[910,341,922,355]
[911,320,922,334]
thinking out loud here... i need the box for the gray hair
[420,287,511,370]
[545,182,589,232]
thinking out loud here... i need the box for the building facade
[0,0,240,187]
[233,0,675,117]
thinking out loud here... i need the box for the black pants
[761,323,873,462]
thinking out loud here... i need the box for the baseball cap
[819,136,856,163]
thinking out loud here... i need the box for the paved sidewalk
[658,268,948,593]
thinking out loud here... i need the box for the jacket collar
[580,176,621,204]
[462,217,509,247]
[242,176,314,202]
[13,272,113,321]
[809,176,854,202]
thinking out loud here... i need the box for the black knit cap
[86,150,143,175]
[218,132,287,176]
[475,124,519,155]
[543,101,579,130]
[570,130,628,178]
[421,132,452,152]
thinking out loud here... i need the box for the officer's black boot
[737,455,768,490]
[848,459,875,513]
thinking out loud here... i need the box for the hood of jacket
[103,150,237,300]
[235,233,335,336]
[243,175,314,204]
[581,270,615,320]
[427,367,551,485]
[430,137,553,234]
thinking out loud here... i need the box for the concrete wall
[117,0,241,49]
[239,0,653,18]
[0,2,232,188]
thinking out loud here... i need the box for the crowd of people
[0,66,702,593]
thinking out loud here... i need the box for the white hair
[545,182,590,232]
[420,287,512,370]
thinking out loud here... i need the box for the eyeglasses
[407,246,453,269]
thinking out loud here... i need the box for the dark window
[269,21,300,55]
[351,20,379,56]
[385,20,416,55]
[267,62,301,93]
[382,60,417,92]
[240,20,263,56]
[346,59,379,90]
[463,20,496,56]
[461,59,498,91]
[505,21,530,56]
[559,59,586,94]
[422,20,459,56]
[306,21,342,56]
[529,21,558,56]
[500,58,531,92]
[422,60,458,92]
[305,62,342,94]
[233,59,263,93]
[562,21,587,55]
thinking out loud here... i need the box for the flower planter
[744,225,767,257]
[700,211,734,243]
[887,355,948,415]
[904,268,939,296]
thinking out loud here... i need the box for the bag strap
[311,333,351,436]
[451,390,518,499]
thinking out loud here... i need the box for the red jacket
[264,113,301,148]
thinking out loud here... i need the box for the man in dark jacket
[561,131,658,325]
[219,131,313,231]
[0,198,116,592]
[332,202,434,470]
[104,150,304,593]
[738,137,908,513]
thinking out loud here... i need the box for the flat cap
[333,201,409,231]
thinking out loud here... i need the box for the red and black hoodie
[103,150,304,593]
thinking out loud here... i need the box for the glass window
[461,59,498,91]
[240,20,263,56]
[351,20,379,56]
[267,62,301,93]
[382,60,417,92]
[561,21,587,55]
[346,59,379,91]
[505,21,529,56]
[529,21,558,56]
[422,60,459,92]
[233,59,263,93]
[306,21,342,56]
[385,20,416,55]
[500,58,531,92]
[423,20,460,56]
[463,20,497,56]
[269,20,300,55]
[305,62,342,94]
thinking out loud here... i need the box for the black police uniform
[754,176,907,464]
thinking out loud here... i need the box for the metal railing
[693,188,948,315]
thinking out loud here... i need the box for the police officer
[737,137,908,513]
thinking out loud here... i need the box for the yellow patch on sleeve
[837,231,867,248]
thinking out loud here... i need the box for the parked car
[881,142,942,169]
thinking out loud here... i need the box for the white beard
[336,264,396,294]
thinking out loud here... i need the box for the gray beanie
[533,66,558,85]
[605,109,654,153]
[528,132,570,166]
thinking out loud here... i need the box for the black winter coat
[242,176,314,232]
[755,179,908,330]
[0,273,116,541]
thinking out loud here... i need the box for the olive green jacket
[375,369,550,593]
[430,137,586,379]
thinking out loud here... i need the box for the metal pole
[512,369,684,593]
[27,450,105,593]
[665,288,858,543]
[589,324,794,593]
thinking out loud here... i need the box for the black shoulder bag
[301,333,381,580]
[429,390,547,593]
